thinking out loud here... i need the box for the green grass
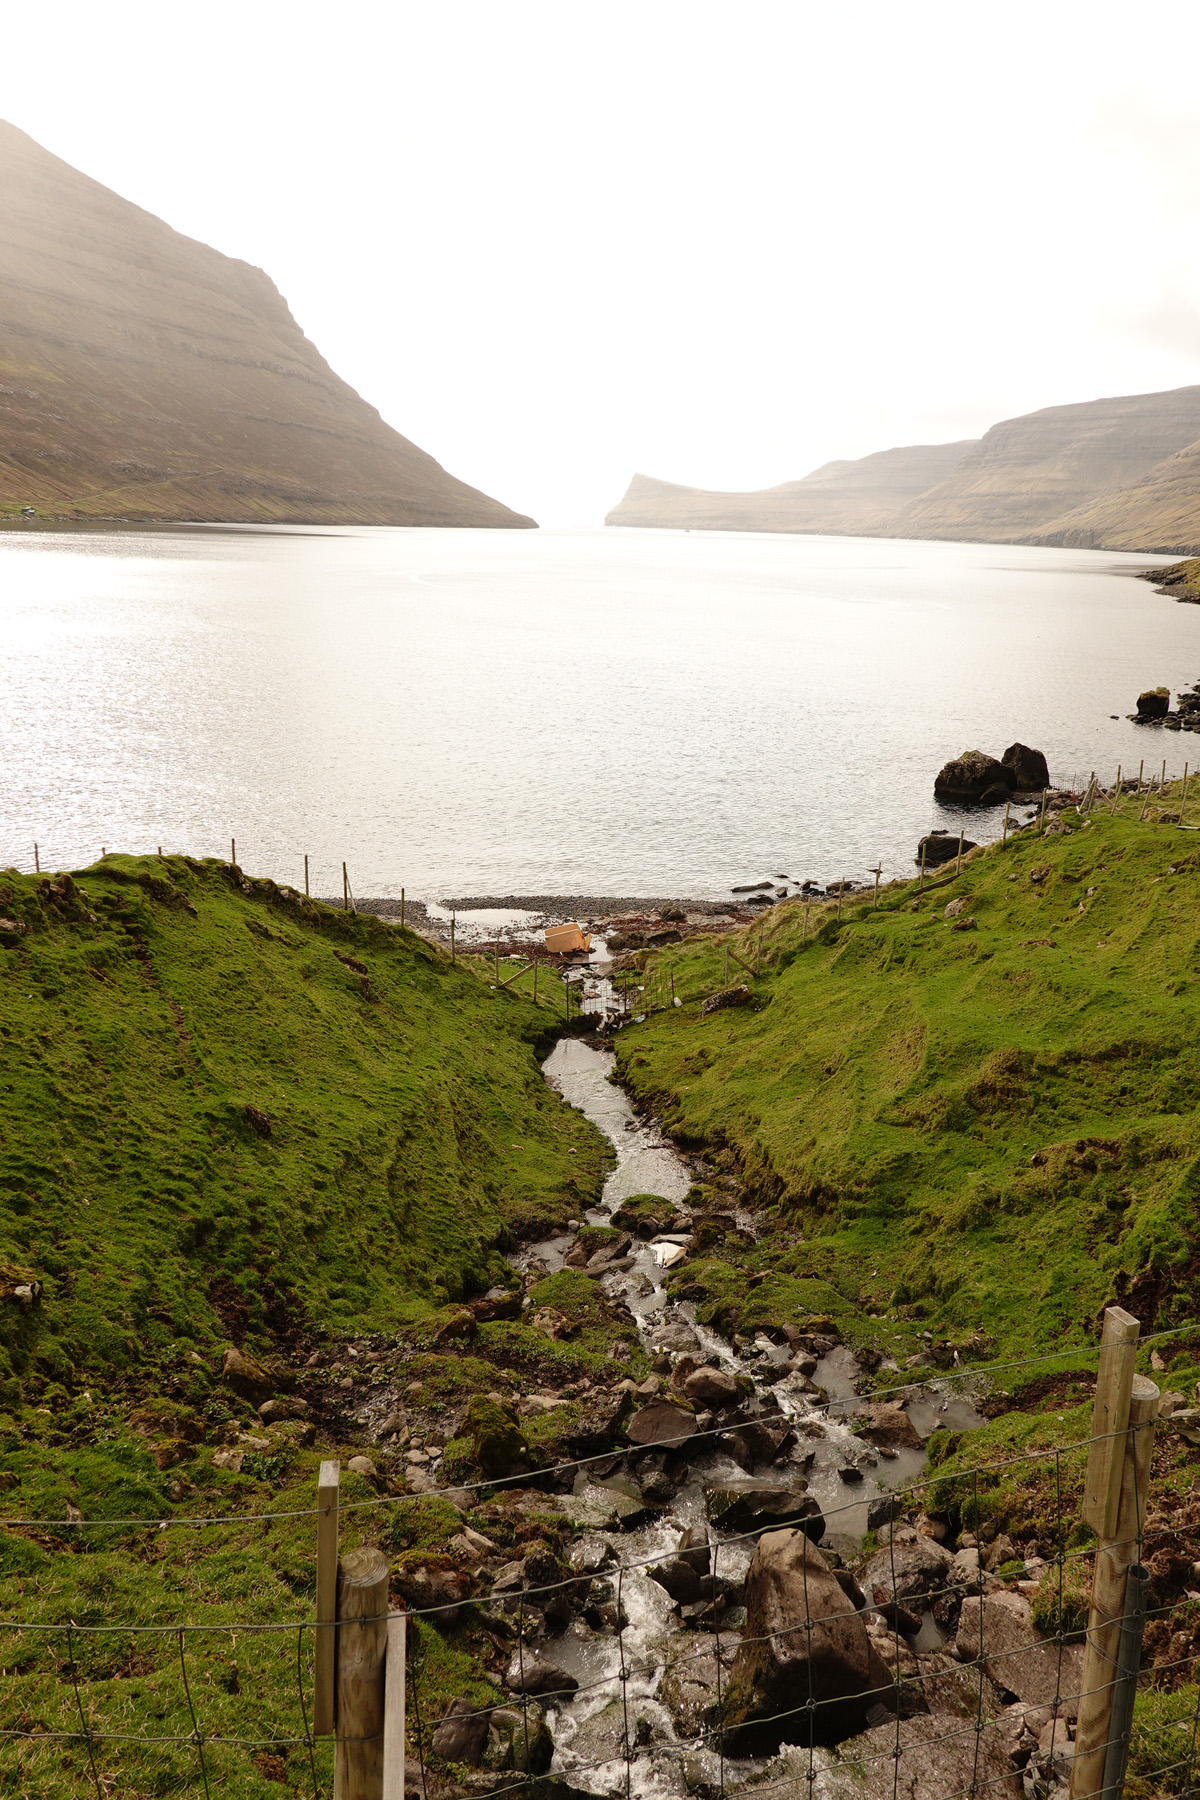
[0,854,608,1402]
[619,799,1200,1361]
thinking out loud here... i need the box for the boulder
[683,1364,740,1407]
[483,1706,554,1775]
[650,1556,704,1605]
[933,750,1015,804]
[722,1418,796,1470]
[220,1346,273,1404]
[701,984,753,1017]
[660,1634,735,1736]
[705,1480,824,1542]
[954,1590,1085,1715]
[1137,687,1170,720]
[856,1530,953,1612]
[504,1652,579,1701]
[917,830,977,868]
[826,1711,1021,1797]
[462,1395,529,1480]
[430,1696,491,1766]
[258,1396,309,1423]
[722,1529,899,1751]
[393,1560,473,1624]
[470,1287,522,1322]
[626,1398,697,1449]
[565,1388,631,1458]
[1001,742,1050,790]
[678,1524,712,1575]
[853,1403,924,1452]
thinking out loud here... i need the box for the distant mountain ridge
[606,385,1200,553]
[0,121,533,527]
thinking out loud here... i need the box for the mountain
[607,385,1200,553]
[897,386,1200,545]
[0,121,533,527]
[606,442,975,534]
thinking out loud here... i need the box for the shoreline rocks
[933,743,1048,805]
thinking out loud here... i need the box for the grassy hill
[0,855,605,1406]
[621,799,1200,1360]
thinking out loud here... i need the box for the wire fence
[2,1378,1198,1799]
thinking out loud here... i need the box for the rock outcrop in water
[0,120,534,527]
[606,385,1200,553]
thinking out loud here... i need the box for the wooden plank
[1082,1305,1140,1539]
[726,943,757,979]
[497,960,533,991]
[1070,1373,1159,1800]
[381,1611,407,1800]
[314,1459,340,1737]
[335,1545,390,1800]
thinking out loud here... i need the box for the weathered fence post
[305,854,310,898]
[1070,1308,1159,1799]
[231,837,237,866]
[381,1609,407,1799]
[724,943,729,987]
[33,842,39,873]
[1181,763,1191,824]
[872,863,882,907]
[955,831,964,874]
[1110,767,1121,816]
[450,916,455,964]
[1002,801,1011,843]
[918,843,927,890]
[314,1459,340,1737]
[334,1544,390,1800]
[400,888,405,931]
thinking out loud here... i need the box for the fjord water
[0,524,1190,897]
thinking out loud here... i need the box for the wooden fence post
[33,843,39,873]
[314,1459,340,1737]
[450,916,455,964]
[724,943,729,987]
[533,960,537,1003]
[343,863,349,913]
[335,1544,390,1800]
[1181,763,1191,824]
[872,863,882,907]
[918,844,927,890]
[305,854,310,898]
[381,1609,407,1799]
[231,837,236,866]
[1110,767,1121,816]
[1070,1309,1159,1799]
[400,888,405,931]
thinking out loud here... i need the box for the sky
[4,0,1200,525]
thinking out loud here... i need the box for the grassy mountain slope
[621,802,1200,1357]
[0,856,604,1405]
[1033,438,1200,554]
[0,121,533,527]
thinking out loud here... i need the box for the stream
[510,1038,983,1797]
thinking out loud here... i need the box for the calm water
[0,524,1192,898]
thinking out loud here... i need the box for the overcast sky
[5,1,1200,524]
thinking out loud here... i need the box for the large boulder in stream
[823,1712,1021,1798]
[855,1527,954,1613]
[722,1529,900,1752]
[625,1397,697,1449]
[705,1479,824,1541]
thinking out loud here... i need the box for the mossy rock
[611,1193,684,1237]
[463,1394,529,1479]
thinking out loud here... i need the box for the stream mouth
[517,1039,984,1796]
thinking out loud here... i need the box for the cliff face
[0,121,533,527]
[893,387,1200,544]
[607,386,1200,553]
[606,442,975,534]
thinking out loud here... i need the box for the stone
[347,1455,377,1477]
[470,1288,522,1322]
[705,1480,824,1542]
[1001,743,1050,790]
[701,984,753,1016]
[933,751,1015,804]
[626,1398,697,1449]
[1137,687,1170,720]
[660,1634,735,1736]
[212,1446,245,1473]
[866,1496,903,1533]
[430,1696,491,1766]
[722,1530,900,1751]
[855,1530,953,1611]
[565,1388,631,1458]
[462,1395,529,1479]
[650,1556,703,1605]
[683,1364,740,1407]
[529,1307,576,1340]
[826,1710,1021,1796]
[483,1706,554,1775]
[394,1560,473,1624]
[853,1403,923,1452]
[678,1524,712,1576]
[257,1396,308,1423]
[955,1590,1085,1715]
[504,1652,579,1701]
[723,1417,796,1471]
[918,830,977,867]
[944,896,969,917]
[220,1346,273,1404]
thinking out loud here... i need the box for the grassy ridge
[0,855,606,1406]
[622,800,1200,1357]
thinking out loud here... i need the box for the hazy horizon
[6,0,1200,526]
